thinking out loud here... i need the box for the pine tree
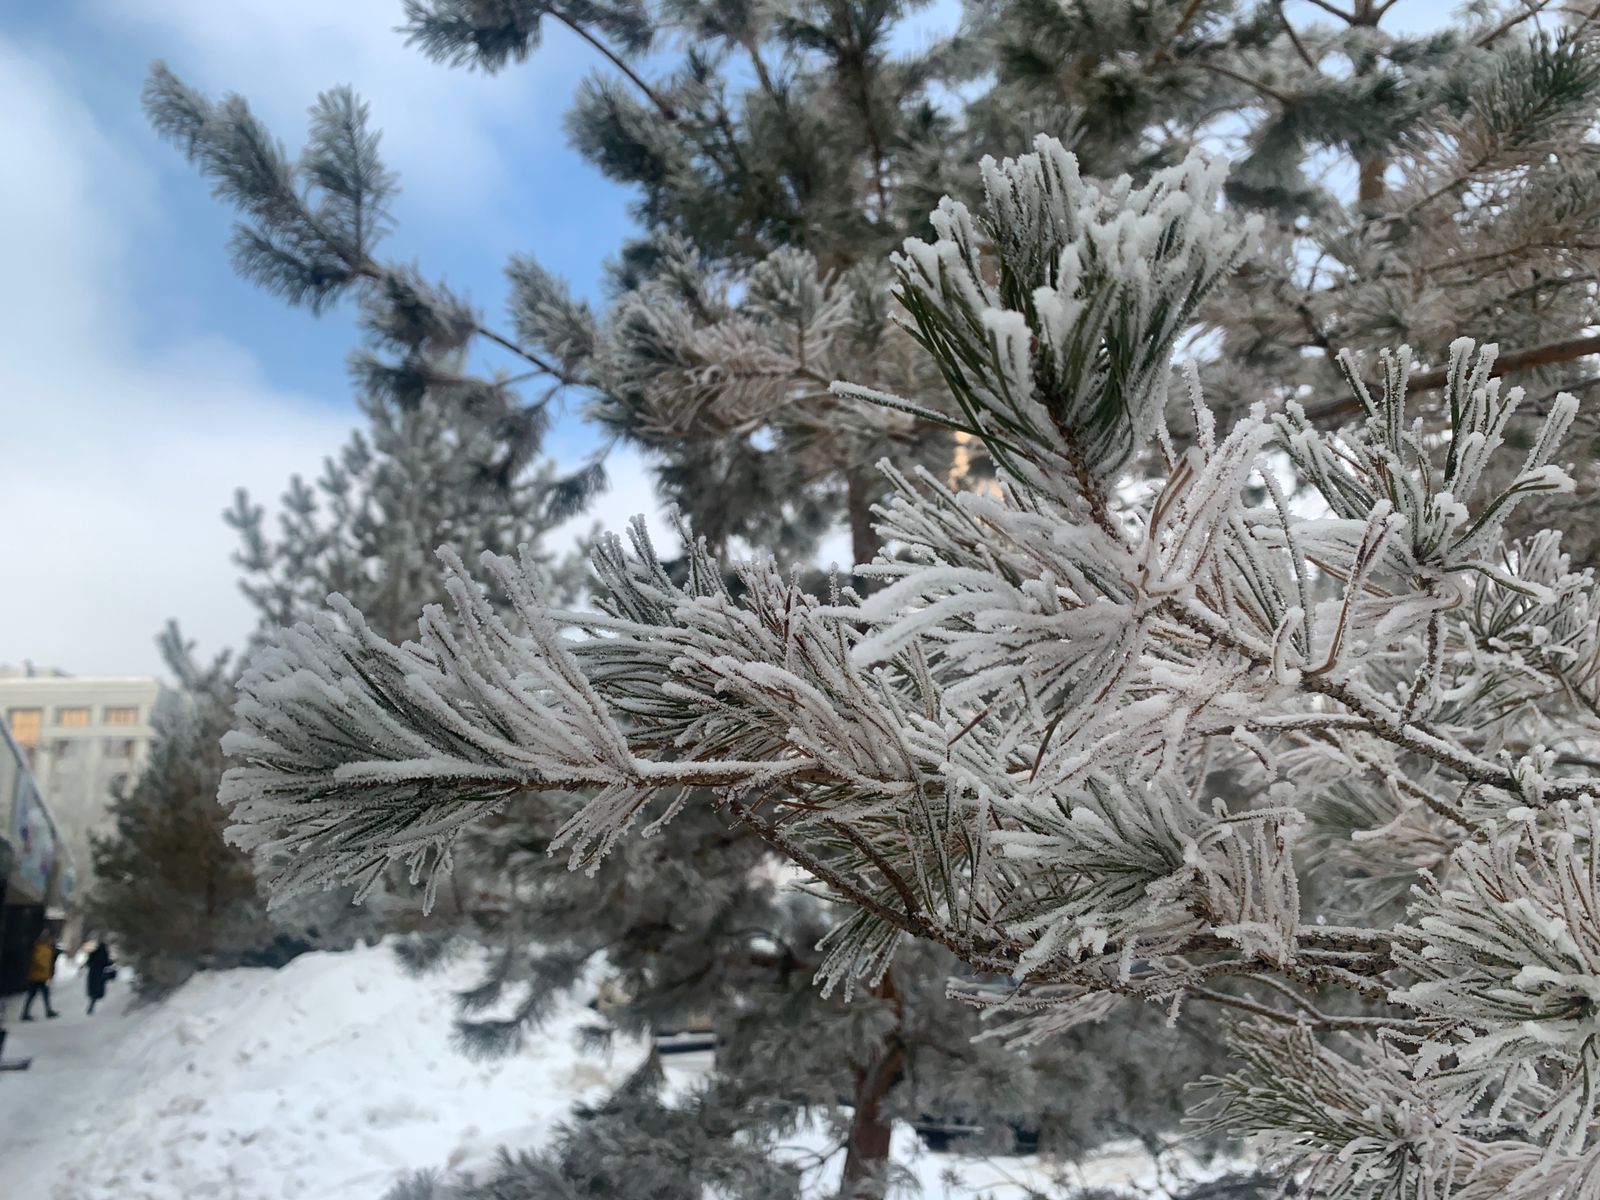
[227,122,1600,1198]
[89,83,586,993]
[141,64,596,628]
[178,1,1600,1194]
[422,0,1600,561]
[379,13,1281,1175]
[145,25,1264,1199]
[141,61,602,531]
[86,625,309,993]
[402,0,993,565]
[425,7,1599,1192]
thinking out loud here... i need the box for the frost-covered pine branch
[143,70,613,548]
[226,136,1600,1195]
[145,64,564,378]
[581,235,950,561]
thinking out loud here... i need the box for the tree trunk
[1358,156,1388,205]
[1353,0,1387,205]
[838,973,905,1200]
[845,465,878,569]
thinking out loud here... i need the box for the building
[0,668,165,910]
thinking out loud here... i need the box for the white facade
[0,671,164,902]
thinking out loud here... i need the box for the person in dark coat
[85,939,115,1015]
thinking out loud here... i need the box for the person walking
[85,939,115,1015]
[20,932,60,1020]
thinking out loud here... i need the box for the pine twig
[1193,59,1295,104]
[1185,986,1432,1034]
[1152,0,1213,63]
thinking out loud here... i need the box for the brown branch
[276,197,565,393]
[1193,59,1295,105]
[1411,332,1600,390]
[1300,332,1600,424]
[1573,0,1600,34]
[824,817,922,922]
[1358,156,1389,205]
[1250,974,1326,1017]
[471,321,582,387]
[742,38,780,100]
[349,260,579,387]
[1293,296,1338,358]
[1349,745,1482,834]
[841,972,905,1199]
[1299,0,1359,21]
[1477,0,1557,46]
[1185,986,1432,1033]
[1153,0,1213,63]
[549,12,678,121]
[1166,599,1600,801]
[723,796,1013,971]
[1276,0,1320,69]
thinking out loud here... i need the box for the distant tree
[138,64,599,622]
[86,625,301,993]
[88,84,587,993]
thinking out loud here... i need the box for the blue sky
[1,0,1468,678]
[8,1,640,445]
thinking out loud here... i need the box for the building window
[106,739,136,759]
[7,708,41,749]
[103,706,140,726]
[110,773,130,797]
[52,739,78,760]
[56,707,91,728]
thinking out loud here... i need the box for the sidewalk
[0,962,133,1192]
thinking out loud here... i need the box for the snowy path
[1,978,121,1184]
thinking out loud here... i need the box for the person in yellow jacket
[20,932,60,1020]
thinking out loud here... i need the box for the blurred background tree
[87,624,289,995]
[88,83,586,996]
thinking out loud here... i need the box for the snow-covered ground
[0,944,1229,1199]
[0,944,648,1199]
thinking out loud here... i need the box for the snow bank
[1,942,645,1200]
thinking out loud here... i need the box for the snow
[0,944,1236,1199]
[0,943,647,1200]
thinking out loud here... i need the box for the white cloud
[0,36,354,678]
